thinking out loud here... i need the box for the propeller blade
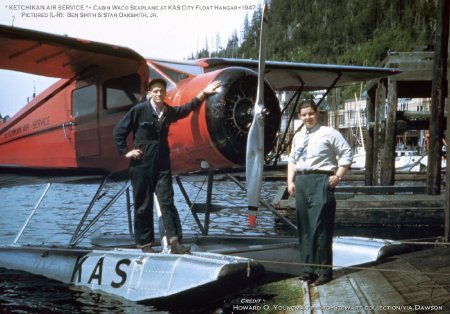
[246,3,269,227]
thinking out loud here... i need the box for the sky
[0,0,261,117]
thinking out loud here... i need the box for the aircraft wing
[198,58,400,91]
[0,24,147,78]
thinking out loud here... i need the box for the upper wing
[0,24,146,187]
[0,24,147,78]
[196,58,400,91]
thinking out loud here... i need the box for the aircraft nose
[204,68,281,165]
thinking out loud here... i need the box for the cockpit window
[72,84,96,118]
[104,74,141,109]
[155,61,203,76]
[150,61,203,84]
[148,67,176,90]
[154,64,189,84]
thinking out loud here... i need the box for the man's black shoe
[299,273,317,284]
[314,275,332,286]
[170,239,190,254]
[137,243,156,253]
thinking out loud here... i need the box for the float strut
[13,183,52,245]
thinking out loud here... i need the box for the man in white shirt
[287,99,352,285]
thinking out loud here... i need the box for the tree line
[193,0,437,67]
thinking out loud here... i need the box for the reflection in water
[0,177,443,312]
[0,177,284,313]
[0,269,161,313]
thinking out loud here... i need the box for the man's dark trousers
[295,173,336,277]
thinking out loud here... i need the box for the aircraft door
[72,84,100,157]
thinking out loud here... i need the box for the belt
[295,170,334,176]
[135,140,159,145]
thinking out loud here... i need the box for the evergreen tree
[192,0,437,68]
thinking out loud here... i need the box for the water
[0,176,443,313]
[0,176,284,313]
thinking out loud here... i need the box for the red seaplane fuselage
[0,24,399,186]
[0,57,280,180]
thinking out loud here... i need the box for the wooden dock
[272,186,445,227]
[260,169,430,182]
[305,246,450,313]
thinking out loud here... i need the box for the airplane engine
[166,67,281,173]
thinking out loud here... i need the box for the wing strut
[13,183,52,244]
[246,4,269,227]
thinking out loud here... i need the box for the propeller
[246,3,269,227]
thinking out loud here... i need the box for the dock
[305,245,450,313]
[272,185,445,228]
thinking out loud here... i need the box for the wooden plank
[272,187,445,226]
[427,0,449,195]
[365,90,376,186]
[311,267,407,313]
[445,0,450,241]
[348,268,407,308]
[374,81,386,185]
[273,187,445,209]
[302,281,314,314]
[382,77,397,186]
[378,253,450,308]
[336,185,427,194]
[312,248,450,313]
[310,279,367,313]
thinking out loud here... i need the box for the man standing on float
[113,78,221,254]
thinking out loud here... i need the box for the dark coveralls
[113,98,202,246]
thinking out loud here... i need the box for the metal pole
[70,180,131,246]
[126,187,133,237]
[70,177,108,245]
[13,183,52,245]
[204,171,214,235]
[174,176,206,234]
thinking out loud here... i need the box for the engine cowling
[205,67,280,165]
[167,67,281,173]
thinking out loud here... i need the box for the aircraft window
[104,74,141,109]
[72,85,96,118]
[149,67,176,90]
[156,65,188,83]
[154,61,203,76]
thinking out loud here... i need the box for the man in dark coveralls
[113,78,221,253]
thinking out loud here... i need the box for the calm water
[0,176,285,313]
[0,176,443,313]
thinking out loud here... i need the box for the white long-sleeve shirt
[288,124,353,172]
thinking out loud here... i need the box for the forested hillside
[194,0,438,67]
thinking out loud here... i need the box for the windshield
[148,66,176,90]
[152,60,203,82]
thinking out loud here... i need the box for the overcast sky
[0,0,260,116]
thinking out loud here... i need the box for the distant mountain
[196,0,437,68]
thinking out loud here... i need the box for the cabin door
[72,84,100,157]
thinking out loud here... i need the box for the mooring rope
[250,256,450,279]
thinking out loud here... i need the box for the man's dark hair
[298,99,318,112]
[148,78,167,91]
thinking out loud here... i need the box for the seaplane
[0,5,402,304]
